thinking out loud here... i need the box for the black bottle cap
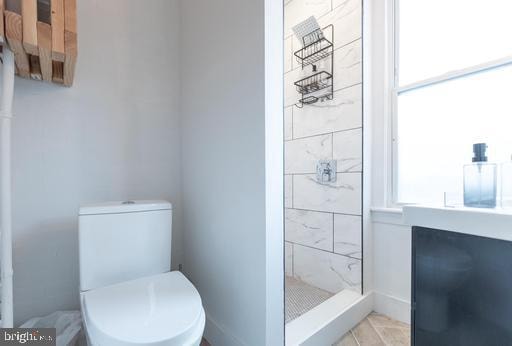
[472,143,488,162]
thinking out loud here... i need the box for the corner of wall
[362,0,375,295]
[372,291,411,324]
[204,311,247,346]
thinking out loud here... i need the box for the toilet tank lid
[79,200,172,215]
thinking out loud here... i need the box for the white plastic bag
[20,311,82,346]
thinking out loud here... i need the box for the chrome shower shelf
[294,34,333,68]
[293,24,334,107]
[294,71,332,95]
[299,93,333,106]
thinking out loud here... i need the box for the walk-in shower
[284,0,363,340]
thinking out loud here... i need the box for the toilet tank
[79,200,172,291]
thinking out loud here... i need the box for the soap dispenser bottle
[463,143,497,208]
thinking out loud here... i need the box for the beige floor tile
[367,312,409,330]
[374,326,410,346]
[401,328,411,340]
[333,312,411,346]
[352,320,385,346]
[333,332,359,346]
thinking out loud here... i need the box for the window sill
[370,207,405,225]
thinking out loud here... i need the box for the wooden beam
[29,55,42,80]
[51,0,65,62]
[5,11,30,79]
[52,61,64,84]
[0,0,5,42]
[21,0,38,55]
[63,31,77,86]
[64,0,76,33]
[37,22,52,82]
[63,0,77,86]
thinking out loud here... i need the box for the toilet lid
[82,271,203,344]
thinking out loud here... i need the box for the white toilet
[78,200,205,346]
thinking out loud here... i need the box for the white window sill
[370,207,405,225]
[402,205,512,241]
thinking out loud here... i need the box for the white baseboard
[372,291,411,324]
[204,292,410,346]
[286,290,373,346]
[204,311,246,346]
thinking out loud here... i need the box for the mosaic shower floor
[285,276,334,323]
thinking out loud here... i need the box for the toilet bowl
[78,201,205,345]
[81,272,205,346]
[416,242,473,332]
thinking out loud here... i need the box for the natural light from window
[395,0,512,205]
[398,0,512,86]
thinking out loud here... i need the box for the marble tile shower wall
[284,0,362,295]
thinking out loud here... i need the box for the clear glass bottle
[501,156,512,208]
[463,143,497,208]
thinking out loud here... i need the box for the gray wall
[180,0,274,345]
[12,0,183,325]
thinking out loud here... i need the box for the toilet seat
[81,271,205,346]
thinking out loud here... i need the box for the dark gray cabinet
[412,226,512,346]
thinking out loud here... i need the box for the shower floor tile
[285,276,334,323]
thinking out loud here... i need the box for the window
[393,0,512,205]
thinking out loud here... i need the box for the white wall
[371,211,411,323]
[11,0,183,325]
[180,0,283,345]
[369,0,412,324]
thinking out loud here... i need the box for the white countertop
[403,205,512,242]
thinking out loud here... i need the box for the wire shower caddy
[293,24,334,107]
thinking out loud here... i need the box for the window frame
[389,0,512,206]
